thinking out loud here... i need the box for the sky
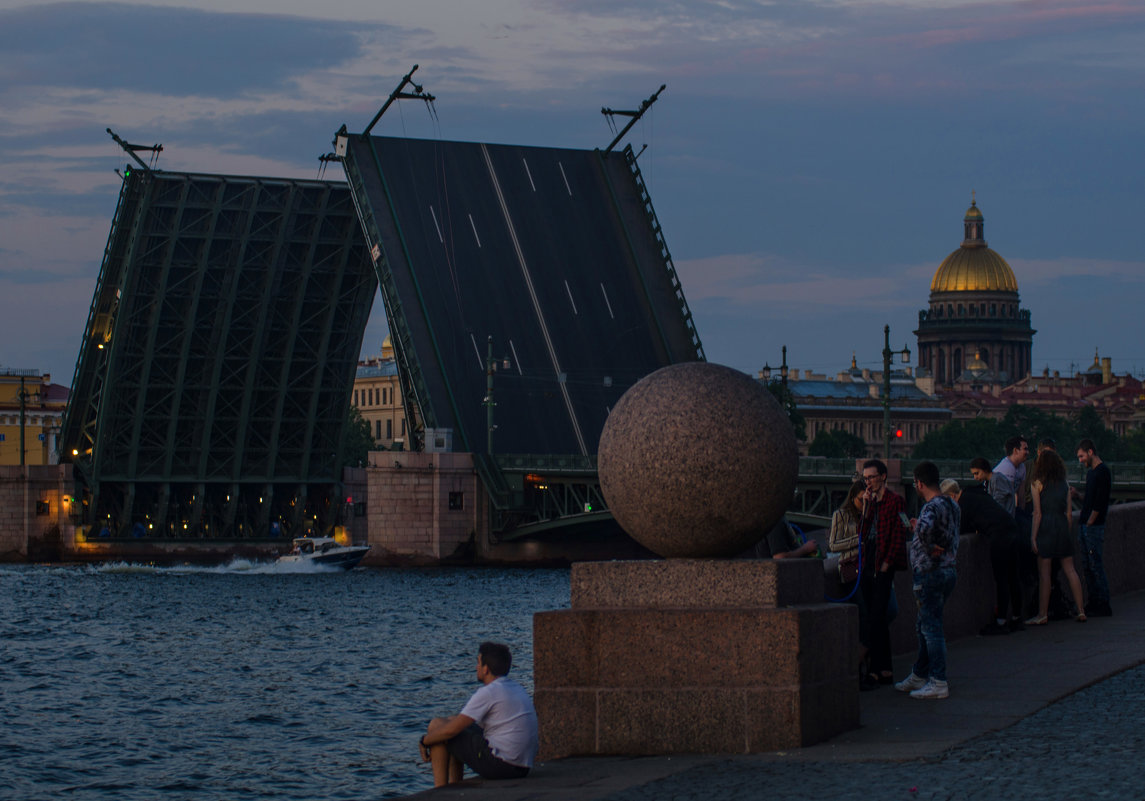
[1,0,1143,388]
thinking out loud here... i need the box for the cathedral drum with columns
[914,199,1035,386]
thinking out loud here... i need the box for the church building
[914,199,1035,386]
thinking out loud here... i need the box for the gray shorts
[446,724,530,780]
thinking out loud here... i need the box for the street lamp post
[881,325,911,460]
[759,345,789,386]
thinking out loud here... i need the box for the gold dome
[929,199,1018,293]
[930,247,1018,293]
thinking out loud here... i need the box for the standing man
[859,459,910,686]
[990,436,1029,516]
[942,477,1024,635]
[896,462,960,700]
[969,457,993,489]
[1072,439,1113,617]
[419,642,538,788]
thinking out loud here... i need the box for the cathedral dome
[929,199,1019,294]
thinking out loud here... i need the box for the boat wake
[91,558,346,576]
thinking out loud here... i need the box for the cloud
[0,0,1140,384]
[1010,256,1145,286]
[0,3,379,99]
[676,251,934,313]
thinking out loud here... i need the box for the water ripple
[1,563,568,800]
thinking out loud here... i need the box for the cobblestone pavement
[599,662,1145,801]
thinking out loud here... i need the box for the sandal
[1025,615,1049,626]
[1076,613,1087,623]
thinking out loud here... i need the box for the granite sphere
[598,362,798,558]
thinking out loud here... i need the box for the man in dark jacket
[942,478,1025,635]
[1072,439,1113,617]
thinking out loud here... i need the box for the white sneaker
[894,673,927,692]
[910,679,949,699]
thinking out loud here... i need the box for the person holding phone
[895,461,960,700]
[858,459,910,686]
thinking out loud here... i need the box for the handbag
[838,555,860,584]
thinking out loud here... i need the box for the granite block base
[534,559,858,758]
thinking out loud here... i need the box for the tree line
[808,404,1145,462]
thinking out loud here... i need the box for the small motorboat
[277,536,371,570]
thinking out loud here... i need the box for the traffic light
[895,428,904,439]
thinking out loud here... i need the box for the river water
[1,561,570,800]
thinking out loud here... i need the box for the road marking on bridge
[481,143,587,455]
[600,283,614,319]
[468,213,481,248]
[558,162,572,196]
[429,205,444,243]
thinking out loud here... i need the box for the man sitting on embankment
[418,641,538,788]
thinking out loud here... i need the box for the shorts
[446,724,530,780]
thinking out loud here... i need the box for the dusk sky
[1,0,1143,388]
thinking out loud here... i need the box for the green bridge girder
[490,456,1145,541]
[59,168,377,539]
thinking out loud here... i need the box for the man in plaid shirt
[859,459,910,686]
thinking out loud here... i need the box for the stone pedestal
[533,559,858,758]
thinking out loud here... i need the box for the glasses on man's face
[863,474,881,483]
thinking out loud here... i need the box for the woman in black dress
[1026,449,1087,624]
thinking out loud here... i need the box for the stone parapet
[535,558,857,759]
[571,558,825,608]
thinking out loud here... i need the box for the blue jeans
[912,567,957,682]
[1078,524,1109,605]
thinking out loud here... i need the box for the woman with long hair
[830,480,876,689]
[1026,449,1087,624]
[829,480,866,573]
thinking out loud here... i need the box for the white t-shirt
[459,677,539,768]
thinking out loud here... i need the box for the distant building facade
[352,337,407,450]
[768,362,952,459]
[0,369,68,466]
[914,199,1035,386]
[938,350,1145,435]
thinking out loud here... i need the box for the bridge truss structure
[59,166,377,539]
